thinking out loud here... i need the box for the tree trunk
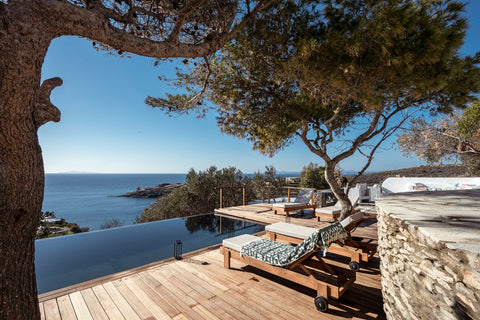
[324,163,352,221]
[0,23,57,319]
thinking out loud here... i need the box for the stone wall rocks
[377,198,480,320]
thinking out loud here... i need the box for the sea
[42,174,187,231]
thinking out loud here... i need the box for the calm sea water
[42,174,187,231]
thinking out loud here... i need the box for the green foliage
[460,154,480,176]
[300,163,328,189]
[251,166,287,202]
[457,100,480,138]
[36,211,55,239]
[138,166,255,222]
[36,211,88,239]
[149,0,480,156]
[148,0,480,215]
[100,218,124,229]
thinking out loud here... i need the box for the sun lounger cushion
[272,202,308,208]
[222,234,260,252]
[265,222,315,239]
[272,189,315,209]
[240,222,347,267]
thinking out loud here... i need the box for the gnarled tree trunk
[0,7,59,318]
[323,162,352,221]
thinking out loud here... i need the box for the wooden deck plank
[56,295,78,320]
[122,276,174,319]
[200,250,334,320]
[153,268,235,320]
[175,259,296,320]
[170,263,257,320]
[42,299,61,320]
[181,253,303,320]
[101,282,141,320]
[138,270,206,320]
[39,301,46,320]
[160,263,245,320]
[91,285,126,320]
[69,292,93,320]
[80,288,109,320]
[199,252,317,320]
[111,279,158,320]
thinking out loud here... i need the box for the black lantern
[174,240,183,260]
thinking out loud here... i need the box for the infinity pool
[35,214,264,294]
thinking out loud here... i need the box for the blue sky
[39,1,480,174]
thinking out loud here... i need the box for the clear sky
[39,1,480,174]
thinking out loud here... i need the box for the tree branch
[41,0,273,59]
[34,77,62,129]
[167,0,207,43]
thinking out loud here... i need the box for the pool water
[35,214,264,294]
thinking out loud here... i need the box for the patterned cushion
[241,222,347,266]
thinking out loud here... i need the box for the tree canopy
[397,100,480,175]
[148,0,480,218]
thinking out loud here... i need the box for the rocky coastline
[117,183,184,198]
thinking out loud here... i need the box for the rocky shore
[117,183,184,198]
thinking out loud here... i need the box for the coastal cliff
[117,183,184,198]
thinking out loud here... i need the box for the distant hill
[345,164,469,185]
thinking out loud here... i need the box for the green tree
[138,166,254,222]
[149,0,480,219]
[300,163,328,190]
[398,101,480,175]
[0,1,271,317]
[251,166,287,203]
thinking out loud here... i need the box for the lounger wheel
[349,261,360,271]
[314,296,328,312]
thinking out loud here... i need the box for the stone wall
[376,190,480,320]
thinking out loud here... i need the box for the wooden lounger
[220,221,357,312]
[265,212,377,271]
[272,189,315,216]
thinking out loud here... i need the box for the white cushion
[222,234,260,252]
[315,207,341,215]
[272,202,307,209]
[265,222,315,239]
[340,212,364,228]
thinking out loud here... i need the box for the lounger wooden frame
[315,210,340,222]
[220,245,356,310]
[266,218,377,270]
[273,203,316,216]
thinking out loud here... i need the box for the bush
[138,166,255,223]
[300,163,329,190]
[251,166,286,202]
[100,218,124,229]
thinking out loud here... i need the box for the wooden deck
[39,204,384,319]
[215,203,379,240]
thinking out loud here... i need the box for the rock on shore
[117,183,184,198]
